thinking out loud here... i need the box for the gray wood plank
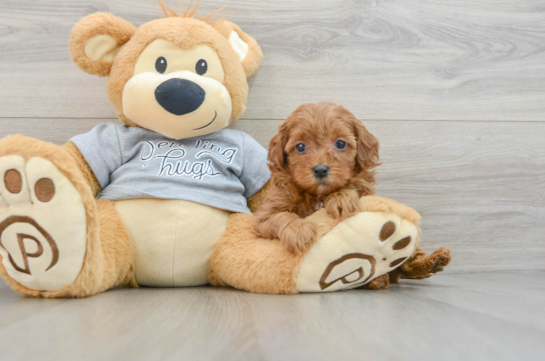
[0,0,544,120]
[0,117,111,145]
[0,117,543,273]
[0,272,544,361]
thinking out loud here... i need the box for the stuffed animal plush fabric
[0,3,450,298]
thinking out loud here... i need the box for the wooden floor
[0,272,543,361]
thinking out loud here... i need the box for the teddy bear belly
[114,198,231,287]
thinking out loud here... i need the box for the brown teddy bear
[0,2,450,298]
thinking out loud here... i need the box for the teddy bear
[0,2,450,298]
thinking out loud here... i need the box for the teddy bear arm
[61,141,101,197]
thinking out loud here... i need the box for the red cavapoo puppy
[255,102,452,289]
[255,102,379,255]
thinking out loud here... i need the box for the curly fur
[255,102,380,255]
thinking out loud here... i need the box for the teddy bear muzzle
[122,70,232,139]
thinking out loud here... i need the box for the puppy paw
[367,274,390,290]
[280,219,317,256]
[427,247,452,273]
[325,189,359,219]
[400,247,452,280]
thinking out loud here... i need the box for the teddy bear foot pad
[297,211,418,292]
[0,155,87,291]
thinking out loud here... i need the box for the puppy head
[69,1,263,140]
[268,102,379,195]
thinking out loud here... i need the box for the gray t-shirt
[70,124,270,213]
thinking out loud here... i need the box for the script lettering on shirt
[139,140,238,180]
[194,139,237,163]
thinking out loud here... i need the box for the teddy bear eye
[296,143,306,153]
[195,59,207,75]
[335,140,346,150]
[155,57,167,74]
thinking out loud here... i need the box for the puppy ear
[268,121,289,172]
[215,20,263,77]
[69,13,136,77]
[353,120,380,172]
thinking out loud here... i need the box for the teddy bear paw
[296,211,418,292]
[0,155,87,291]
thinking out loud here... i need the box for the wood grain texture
[0,272,544,361]
[0,0,544,120]
[1,117,544,273]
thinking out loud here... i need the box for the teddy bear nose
[155,78,206,116]
[313,165,329,179]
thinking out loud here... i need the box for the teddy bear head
[69,1,263,139]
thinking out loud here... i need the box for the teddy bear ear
[215,21,263,77]
[69,12,136,77]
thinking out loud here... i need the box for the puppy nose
[155,78,205,116]
[313,165,329,179]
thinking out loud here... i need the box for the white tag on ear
[229,31,249,61]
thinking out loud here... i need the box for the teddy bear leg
[208,196,422,294]
[207,213,303,294]
[0,136,134,298]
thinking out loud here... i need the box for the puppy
[255,102,380,255]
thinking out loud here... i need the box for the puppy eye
[296,143,306,153]
[155,57,167,74]
[196,59,208,75]
[335,140,346,150]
